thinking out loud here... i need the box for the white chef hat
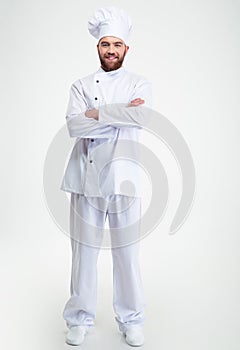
[88,6,132,43]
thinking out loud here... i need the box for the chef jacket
[60,66,152,197]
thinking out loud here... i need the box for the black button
[96,80,99,83]
[91,139,94,142]
[90,160,93,163]
[95,97,98,100]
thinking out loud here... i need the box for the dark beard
[99,53,126,72]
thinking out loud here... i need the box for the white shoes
[65,324,144,347]
[66,325,88,346]
[124,326,145,347]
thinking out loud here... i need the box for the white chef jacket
[60,66,152,197]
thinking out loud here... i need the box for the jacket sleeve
[98,78,153,128]
[66,81,116,138]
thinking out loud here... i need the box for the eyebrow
[100,41,124,45]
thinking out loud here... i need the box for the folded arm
[87,79,153,128]
[66,77,153,137]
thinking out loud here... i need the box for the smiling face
[97,36,129,72]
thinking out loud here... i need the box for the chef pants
[63,193,145,333]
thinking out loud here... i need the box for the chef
[61,6,152,347]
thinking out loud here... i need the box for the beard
[98,51,126,72]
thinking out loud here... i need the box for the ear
[125,45,130,54]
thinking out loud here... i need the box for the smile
[105,56,118,61]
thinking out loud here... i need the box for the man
[61,6,152,347]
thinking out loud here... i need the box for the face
[97,36,129,72]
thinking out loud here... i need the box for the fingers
[128,98,145,107]
[85,109,98,119]
[131,98,145,104]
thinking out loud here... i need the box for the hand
[85,109,99,120]
[128,98,145,107]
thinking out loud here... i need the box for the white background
[1,0,240,349]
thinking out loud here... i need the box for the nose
[106,44,115,55]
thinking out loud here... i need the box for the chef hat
[88,6,132,43]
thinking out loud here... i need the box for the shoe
[124,326,145,347]
[66,325,88,346]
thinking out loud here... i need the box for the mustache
[104,54,119,58]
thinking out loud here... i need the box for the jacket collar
[96,66,125,76]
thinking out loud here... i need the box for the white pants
[63,194,145,333]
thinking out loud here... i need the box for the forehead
[99,36,124,45]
